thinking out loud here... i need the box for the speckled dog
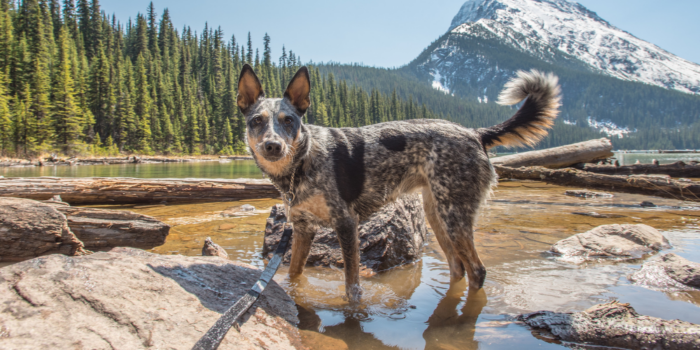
[237,64,561,302]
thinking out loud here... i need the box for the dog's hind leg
[422,187,465,281]
[288,213,316,277]
[425,158,492,291]
[333,215,362,303]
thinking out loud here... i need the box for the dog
[237,64,561,302]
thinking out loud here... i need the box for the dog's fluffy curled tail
[478,70,561,150]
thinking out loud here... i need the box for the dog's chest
[291,194,332,224]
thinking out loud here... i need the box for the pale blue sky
[100,0,700,67]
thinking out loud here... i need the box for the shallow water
[106,179,700,349]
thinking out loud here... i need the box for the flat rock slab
[0,247,302,350]
[263,195,428,272]
[519,301,700,350]
[630,253,700,291]
[550,224,670,263]
[0,197,86,262]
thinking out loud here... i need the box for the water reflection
[423,281,487,350]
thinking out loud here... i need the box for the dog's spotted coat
[237,65,561,302]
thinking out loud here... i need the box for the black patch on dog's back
[330,128,365,204]
[379,129,406,152]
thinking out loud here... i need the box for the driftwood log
[495,166,700,202]
[582,161,700,177]
[0,177,279,205]
[492,138,613,168]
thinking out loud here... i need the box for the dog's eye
[284,117,293,125]
[252,116,262,125]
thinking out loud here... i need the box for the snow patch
[431,71,451,94]
[587,117,634,138]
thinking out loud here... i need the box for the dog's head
[237,64,310,176]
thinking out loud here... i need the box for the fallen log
[55,206,170,250]
[492,138,613,168]
[582,161,700,177]
[495,165,700,202]
[0,177,279,205]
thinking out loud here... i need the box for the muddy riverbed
[95,180,700,349]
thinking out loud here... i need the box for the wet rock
[56,206,170,250]
[630,253,700,290]
[564,190,613,198]
[640,201,657,207]
[202,237,229,259]
[263,194,428,272]
[0,197,87,262]
[519,301,700,350]
[550,224,670,263]
[0,247,302,350]
[221,204,257,217]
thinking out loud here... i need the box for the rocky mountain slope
[446,0,700,94]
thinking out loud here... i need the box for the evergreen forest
[2,0,698,159]
[0,0,444,158]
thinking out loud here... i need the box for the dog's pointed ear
[284,66,311,114]
[237,64,265,113]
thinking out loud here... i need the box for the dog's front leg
[334,215,362,303]
[288,213,316,277]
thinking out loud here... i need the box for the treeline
[0,0,441,157]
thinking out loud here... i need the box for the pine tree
[51,25,81,153]
[133,53,152,153]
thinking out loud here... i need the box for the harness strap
[192,224,293,350]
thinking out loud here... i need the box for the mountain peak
[447,0,700,94]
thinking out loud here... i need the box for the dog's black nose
[264,141,282,155]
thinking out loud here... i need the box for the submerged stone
[564,190,613,198]
[630,253,700,290]
[519,301,700,350]
[550,224,670,263]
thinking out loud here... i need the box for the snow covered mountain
[443,0,700,94]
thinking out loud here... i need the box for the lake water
[4,160,700,349]
[614,152,700,166]
[0,159,264,179]
[2,152,699,179]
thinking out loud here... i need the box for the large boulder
[57,206,170,250]
[263,194,428,272]
[630,253,700,290]
[0,247,303,350]
[550,224,670,263]
[519,301,700,350]
[0,197,86,262]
